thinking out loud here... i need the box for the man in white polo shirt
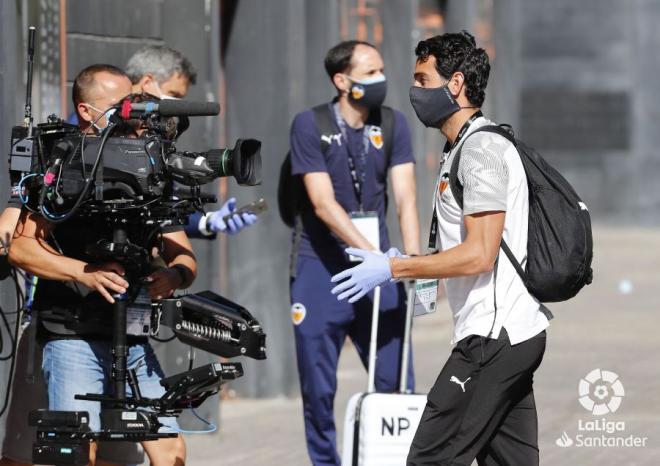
[330,31,550,465]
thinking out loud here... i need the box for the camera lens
[205,139,262,186]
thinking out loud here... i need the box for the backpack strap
[448,125,515,209]
[380,106,395,166]
[312,103,339,155]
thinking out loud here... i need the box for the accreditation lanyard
[427,110,483,249]
[333,102,371,212]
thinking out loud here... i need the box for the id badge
[126,288,151,336]
[413,278,439,316]
[349,211,380,262]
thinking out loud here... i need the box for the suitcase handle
[366,286,381,393]
[366,284,415,394]
[399,285,415,393]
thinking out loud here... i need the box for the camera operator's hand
[207,197,258,235]
[145,267,183,300]
[79,262,128,304]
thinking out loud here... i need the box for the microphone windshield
[158,100,221,117]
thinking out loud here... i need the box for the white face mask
[85,103,117,132]
[153,81,180,100]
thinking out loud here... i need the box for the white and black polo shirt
[434,116,549,345]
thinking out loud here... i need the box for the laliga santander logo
[578,369,625,415]
[556,369,647,449]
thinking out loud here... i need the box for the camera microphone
[118,99,221,119]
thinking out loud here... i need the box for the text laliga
[578,418,625,434]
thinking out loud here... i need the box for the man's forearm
[314,199,375,251]
[391,163,421,256]
[9,235,85,282]
[0,207,21,255]
[390,241,495,280]
[398,199,421,256]
[161,231,197,289]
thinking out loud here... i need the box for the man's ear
[77,102,93,123]
[332,73,350,95]
[138,74,156,94]
[448,71,466,98]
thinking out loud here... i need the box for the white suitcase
[341,286,428,466]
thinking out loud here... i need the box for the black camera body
[9,108,261,226]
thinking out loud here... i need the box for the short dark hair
[72,64,128,106]
[324,40,377,81]
[414,31,490,107]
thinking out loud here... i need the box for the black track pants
[407,329,546,466]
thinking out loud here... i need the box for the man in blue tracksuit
[289,40,420,465]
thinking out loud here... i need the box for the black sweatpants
[407,328,546,466]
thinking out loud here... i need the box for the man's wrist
[170,264,189,288]
[389,256,406,280]
[198,212,215,236]
[70,261,88,284]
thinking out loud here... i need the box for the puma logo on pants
[450,375,471,392]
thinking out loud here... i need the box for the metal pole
[399,284,414,393]
[367,285,381,394]
[111,227,128,401]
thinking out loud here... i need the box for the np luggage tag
[348,211,379,262]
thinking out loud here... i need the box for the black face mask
[347,75,388,109]
[409,84,461,128]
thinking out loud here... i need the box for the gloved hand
[385,247,403,258]
[330,248,393,303]
[207,197,258,235]
[384,247,403,282]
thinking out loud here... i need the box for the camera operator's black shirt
[32,215,182,340]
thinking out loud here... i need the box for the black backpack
[449,124,593,303]
[277,103,394,228]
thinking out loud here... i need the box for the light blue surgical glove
[384,247,404,282]
[330,248,393,303]
[385,247,403,258]
[207,198,258,235]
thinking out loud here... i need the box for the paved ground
[181,226,660,465]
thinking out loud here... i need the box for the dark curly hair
[414,31,490,107]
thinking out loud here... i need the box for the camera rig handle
[158,291,267,360]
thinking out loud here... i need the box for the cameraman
[1,64,146,466]
[7,64,189,466]
[125,45,257,238]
